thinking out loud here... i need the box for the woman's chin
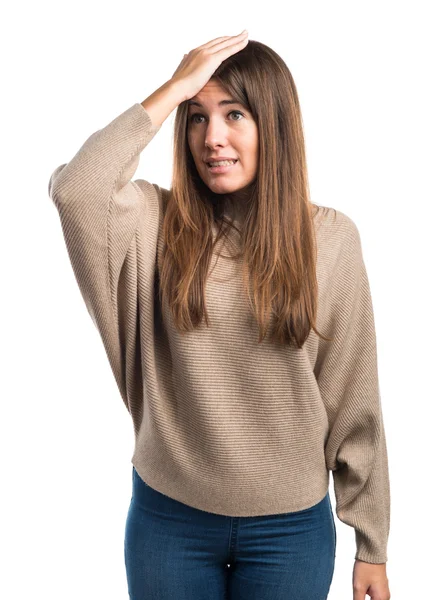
[207,181,243,195]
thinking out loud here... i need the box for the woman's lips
[206,160,238,174]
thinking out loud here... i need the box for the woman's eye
[230,111,244,121]
[189,110,244,124]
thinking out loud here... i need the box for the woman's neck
[223,182,255,222]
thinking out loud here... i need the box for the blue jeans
[124,466,336,599]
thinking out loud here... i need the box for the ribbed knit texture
[48,102,390,564]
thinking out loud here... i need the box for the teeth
[208,159,237,167]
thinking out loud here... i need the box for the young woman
[48,31,391,600]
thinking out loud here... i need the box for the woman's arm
[314,213,391,565]
[141,79,184,128]
[47,93,178,411]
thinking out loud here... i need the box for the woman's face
[187,80,259,196]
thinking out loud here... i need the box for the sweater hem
[131,457,331,518]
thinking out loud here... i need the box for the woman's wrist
[141,79,186,128]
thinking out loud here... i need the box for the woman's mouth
[206,159,238,174]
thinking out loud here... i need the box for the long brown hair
[160,39,332,348]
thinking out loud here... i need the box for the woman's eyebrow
[187,99,242,108]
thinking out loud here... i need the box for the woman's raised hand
[171,31,249,102]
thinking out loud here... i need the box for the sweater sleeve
[48,102,162,411]
[314,215,391,564]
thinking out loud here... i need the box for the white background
[2,0,420,598]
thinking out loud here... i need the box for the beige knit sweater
[48,101,390,564]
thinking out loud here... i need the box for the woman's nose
[205,121,228,148]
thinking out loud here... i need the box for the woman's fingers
[196,31,247,53]
[209,32,249,57]
[170,30,249,102]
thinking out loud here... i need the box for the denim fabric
[124,466,336,599]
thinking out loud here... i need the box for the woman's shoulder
[312,203,363,272]
[312,203,360,243]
